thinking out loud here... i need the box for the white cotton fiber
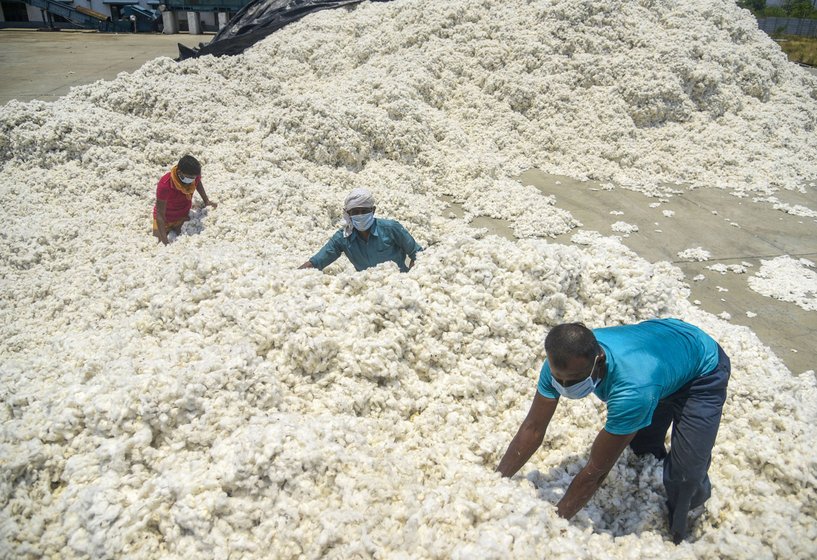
[1,1,817,559]
[707,263,748,275]
[749,256,817,311]
[677,247,712,262]
[611,221,639,234]
[753,195,817,218]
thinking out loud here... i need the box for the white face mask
[551,354,600,399]
[180,175,196,185]
[350,212,374,231]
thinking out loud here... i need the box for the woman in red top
[152,155,217,245]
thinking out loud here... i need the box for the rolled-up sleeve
[396,223,422,261]
[309,231,345,270]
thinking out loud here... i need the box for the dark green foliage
[739,0,817,19]
[739,0,766,11]
[783,0,817,18]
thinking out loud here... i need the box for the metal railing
[23,0,130,30]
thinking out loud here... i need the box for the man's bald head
[545,323,598,372]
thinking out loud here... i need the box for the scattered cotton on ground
[1,1,817,559]
[748,256,817,311]
[677,247,712,262]
[753,195,817,218]
[707,263,750,275]
[611,221,639,234]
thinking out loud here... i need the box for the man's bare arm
[155,199,169,245]
[556,429,635,519]
[196,181,217,208]
[497,393,559,478]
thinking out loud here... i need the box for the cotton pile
[1,1,816,558]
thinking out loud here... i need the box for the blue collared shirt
[537,319,720,435]
[309,218,422,272]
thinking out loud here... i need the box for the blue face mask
[350,212,374,231]
[551,354,600,399]
[180,175,196,185]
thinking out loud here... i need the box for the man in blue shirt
[497,319,731,543]
[299,188,422,273]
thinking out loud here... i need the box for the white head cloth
[342,188,375,237]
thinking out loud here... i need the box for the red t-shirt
[152,172,200,222]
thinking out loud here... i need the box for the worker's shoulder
[597,318,691,335]
[157,172,172,186]
[156,172,174,193]
[641,317,708,337]
[328,227,348,243]
[375,218,408,231]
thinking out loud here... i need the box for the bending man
[497,318,730,543]
[299,188,422,272]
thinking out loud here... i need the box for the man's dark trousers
[629,345,731,542]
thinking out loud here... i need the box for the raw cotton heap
[1,1,816,558]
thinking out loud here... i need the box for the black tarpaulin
[177,0,392,60]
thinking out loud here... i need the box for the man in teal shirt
[497,319,731,543]
[299,188,422,273]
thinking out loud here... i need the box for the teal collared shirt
[309,218,422,272]
[537,318,720,435]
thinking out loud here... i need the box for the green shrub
[782,0,817,19]
[740,0,817,19]
[763,7,788,17]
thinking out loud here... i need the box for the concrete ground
[1,29,815,374]
[0,29,209,105]
[519,171,816,375]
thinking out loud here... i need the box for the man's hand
[298,261,315,270]
[205,200,218,209]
